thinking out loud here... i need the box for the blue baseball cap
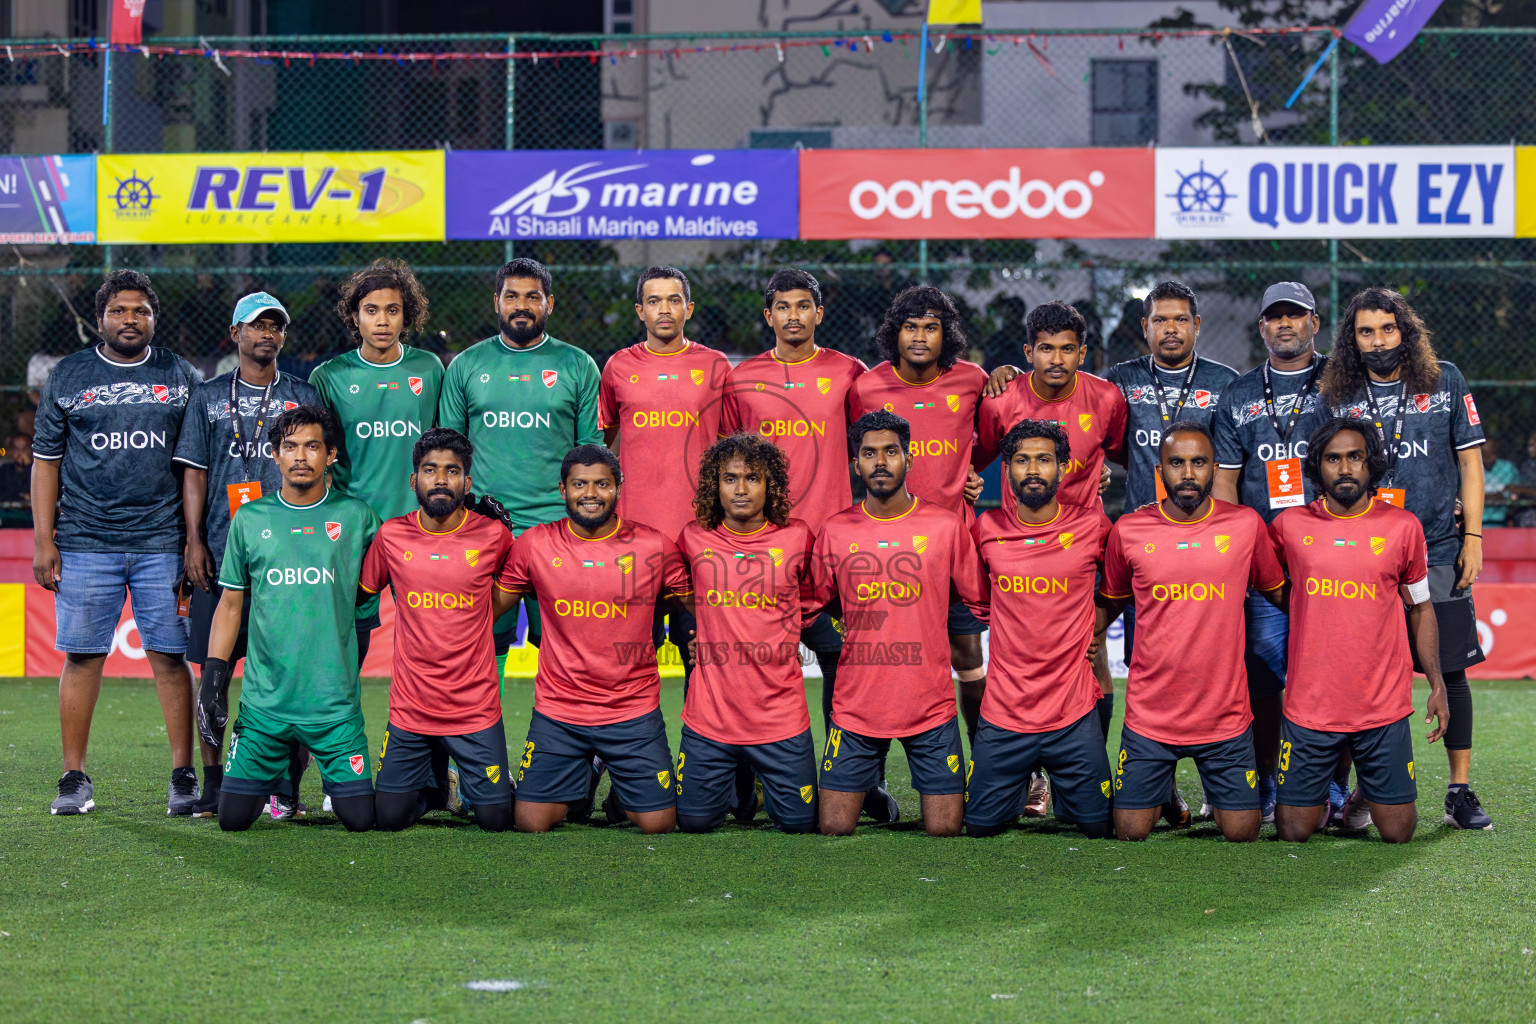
[230,291,289,327]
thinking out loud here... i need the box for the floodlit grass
[1,675,1533,1023]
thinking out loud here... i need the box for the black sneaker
[731,764,762,824]
[861,784,900,824]
[601,786,628,826]
[566,757,603,824]
[1444,787,1493,830]
[167,766,200,816]
[50,770,94,815]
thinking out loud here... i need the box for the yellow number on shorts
[1116,748,1127,776]
[520,741,535,769]
[824,728,842,761]
[1279,741,1291,773]
[675,751,686,782]
[379,729,389,762]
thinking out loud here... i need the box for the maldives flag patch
[152,384,170,403]
[349,754,365,775]
[542,369,559,388]
[408,376,423,395]
[325,521,342,541]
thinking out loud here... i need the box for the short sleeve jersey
[598,341,732,542]
[309,345,445,521]
[217,489,381,730]
[172,370,320,562]
[359,510,516,736]
[438,334,602,530]
[33,346,201,553]
[808,499,982,739]
[1100,499,1286,746]
[677,518,818,746]
[850,360,987,515]
[1270,498,1430,733]
[1213,356,1333,524]
[720,347,868,532]
[1331,362,1484,565]
[502,517,692,726]
[976,371,1127,514]
[1105,355,1239,511]
[970,503,1112,734]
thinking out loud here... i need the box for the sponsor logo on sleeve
[1463,393,1481,425]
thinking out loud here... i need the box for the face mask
[1360,347,1403,374]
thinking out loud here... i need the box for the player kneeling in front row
[964,420,1113,838]
[1095,422,1287,843]
[674,434,819,833]
[359,428,517,832]
[811,411,982,837]
[1271,418,1448,843]
[197,406,382,832]
[501,445,692,834]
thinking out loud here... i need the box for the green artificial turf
[1,675,1533,1024]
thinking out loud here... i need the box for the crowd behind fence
[2,26,1536,517]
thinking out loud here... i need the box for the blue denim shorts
[54,550,188,655]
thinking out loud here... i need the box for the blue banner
[0,155,95,244]
[1344,0,1447,64]
[445,150,800,241]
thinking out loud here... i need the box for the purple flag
[1343,0,1446,64]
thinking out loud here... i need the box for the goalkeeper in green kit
[197,406,381,832]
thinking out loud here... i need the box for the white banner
[1156,146,1516,239]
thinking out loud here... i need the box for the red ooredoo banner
[799,148,1155,240]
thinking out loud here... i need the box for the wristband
[1463,532,1481,538]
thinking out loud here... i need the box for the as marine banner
[96,151,445,244]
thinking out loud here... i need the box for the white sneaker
[1342,787,1372,829]
[322,794,334,813]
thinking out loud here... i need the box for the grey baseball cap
[1260,281,1316,316]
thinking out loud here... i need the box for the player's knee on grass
[630,808,676,834]
[1113,807,1158,841]
[218,791,266,831]
[331,794,375,832]
[1275,804,1322,842]
[678,811,728,834]
[515,801,568,833]
[473,800,514,833]
[1213,808,1261,843]
[818,789,863,835]
[1369,802,1417,844]
[920,794,963,837]
[374,791,425,832]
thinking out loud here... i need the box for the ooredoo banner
[97,151,445,244]
[798,148,1155,239]
[1156,146,1516,239]
[445,149,800,240]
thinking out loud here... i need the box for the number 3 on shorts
[517,740,534,782]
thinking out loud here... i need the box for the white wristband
[1405,577,1431,606]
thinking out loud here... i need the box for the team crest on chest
[1370,536,1386,556]
[152,384,170,403]
[912,536,928,554]
[945,394,960,412]
[465,549,480,567]
[1058,532,1075,550]
[1078,413,1093,432]
[1214,534,1231,554]
[408,376,423,395]
[690,368,704,385]
[542,369,559,388]
[817,377,832,395]
[325,521,341,542]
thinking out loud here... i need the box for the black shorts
[964,710,1111,827]
[947,600,987,636]
[516,707,675,813]
[376,718,513,805]
[820,717,965,796]
[494,596,542,655]
[1410,564,1485,673]
[676,725,817,828]
[186,583,249,666]
[801,611,843,657]
[1114,724,1260,812]
[1277,714,1417,807]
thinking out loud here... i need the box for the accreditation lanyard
[1363,378,1409,485]
[1146,355,1200,423]
[229,371,275,483]
[1261,357,1321,443]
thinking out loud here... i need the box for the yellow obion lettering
[705,588,779,610]
[1303,577,1379,600]
[552,598,630,619]
[996,575,1069,595]
[908,438,961,457]
[757,419,827,438]
[1149,583,1227,602]
[631,409,699,429]
[855,580,922,601]
[405,591,473,609]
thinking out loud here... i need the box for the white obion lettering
[1257,441,1308,461]
[228,440,275,459]
[91,430,167,451]
[265,566,338,586]
[355,421,423,439]
[482,411,553,429]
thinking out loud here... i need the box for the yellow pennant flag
[927,0,982,24]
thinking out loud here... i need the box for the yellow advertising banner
[97,150,444,243]
[1517,147,1536,237]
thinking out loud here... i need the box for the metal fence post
[103,43,114,273]
[504,34,516,264]
[1327,35,1339,328]
[917,30,929,284]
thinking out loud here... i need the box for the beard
[103,326,152,359]
[1326,477,1365,506]
[500,308,548,346]
[1168,477,1212,512]
[567,498,614,532]
[864,471,902,500]
[1266,331,1312,361]
[1011,474,1059,511]
[416,486,461,519]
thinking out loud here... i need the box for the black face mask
[1360,347,1403,375]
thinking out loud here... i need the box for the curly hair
[1000,419,1070,466]
[874,285,967,371]
[95,269,160,324]
[1303,417,1389,495]
[336,258,430,341]
[1320,287,1441,405]
[1025,300,1088,346]
[692,433,793,530]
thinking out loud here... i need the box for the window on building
[605,0,633,34]
[1091,59,1158,146]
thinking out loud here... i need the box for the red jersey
[678,518,818,746]
[358,510,516,736]
[1271,498,1430,733]
[976,371,1127,513]
[599,341,732,542]
[1101,499,1285,745]
[850,360,987,516]
[721,347,867,531]
[503,517,693,726]
[809,498,982,738]
[969,503,1112,734]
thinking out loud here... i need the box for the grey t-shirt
[1106,354,1239,512]
[172,369,321,562]
[1332,361,1484,566]
[33,345,202,552]
[1213,355,1333,525]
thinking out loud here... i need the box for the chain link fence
[3,26,1536,455]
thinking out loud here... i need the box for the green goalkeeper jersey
[217,489,381,730]
[437,333,602,530]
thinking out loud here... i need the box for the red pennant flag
[111,0,146,46]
